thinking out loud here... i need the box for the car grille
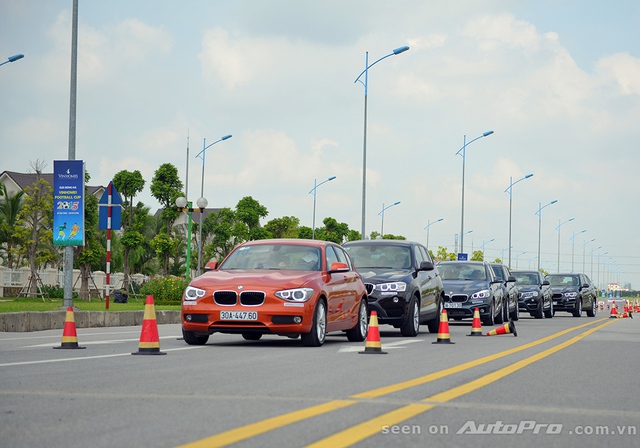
[214,291,237,305]
[445,294,468,303]
[240,291,265,306]
[552,293,563,300]
[364,283,375,295]
[212,290,266,306]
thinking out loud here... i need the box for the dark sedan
[437,261,504,326]
[490,263,519,321]
[545,273,597,317]
[511,270,553,318]
[343,239,443,336]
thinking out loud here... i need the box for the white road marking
[338,338,425,352]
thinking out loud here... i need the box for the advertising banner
[53,160,85,246]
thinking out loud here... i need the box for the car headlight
[564,292,577,298]
[275,288,314,302]
[373,282,407,293]
[471,290,490,299]
[184,286,206,300]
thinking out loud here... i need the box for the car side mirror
[204,260,219,272]
[419,261,435,271]
[329,262,349,273]
[507,276,516,283]
[542,280,550,286]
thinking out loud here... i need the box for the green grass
[0,296,181,313]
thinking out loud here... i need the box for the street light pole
[308,176,336,239]
[195,134,232,275]
[378,201,401,237]
[504,173,533,267]
[535,199,557,271]
[481,238,495,261]
[456,130,494,255]
[354,45,409,240]
[570,229,587,272]
[589,245,602,279]
[582,238,596,273]
[0,53,24,68]
[424,218,444,251]
[555,217,574,273]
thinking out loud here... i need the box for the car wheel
[510,300,520,321]
[495,299,504,325]
[427,301,442,333]
[182,329,209,345]
[544,299,554,319]
[534,300,544,319]
[346,299,368,342]
[242,333,262,341]
[572,298,583,317]
[400,297,420,337]
[482,301,495,326]
[302,299,327,347]
[586,300,596,317]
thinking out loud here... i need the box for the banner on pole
[53,160,85,247]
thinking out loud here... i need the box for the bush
[139,276,188,305]
[41,285,78,299]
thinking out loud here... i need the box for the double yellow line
[179,318,615,448]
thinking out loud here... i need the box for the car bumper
[443,301,491,319]
[518,298,541,312]
[366,293,411,325]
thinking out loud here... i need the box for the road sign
[457,253,468,261]
[98,181,122,230]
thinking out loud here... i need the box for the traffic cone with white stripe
[609,301,618,318]
[359,311,387,354]
[132,295,166,355]
[432,309,454,344]
[53,307,86,349]
[486,320,517,337]
[467,307,483,336]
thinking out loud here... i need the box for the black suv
[343,240,443,336]
[490,263,519,321]
[511,270,553,318]
[545,273,597,317]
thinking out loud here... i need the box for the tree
[263,216,299,238]
[150,232,175,275]
[315,217,350,243]
[471,250,484,261]
[74,192,104,300]
[0,183,24,269]
[202,208,243,263]
[150,163,183,233]
[435,246,456,262]
[235,196,268,233]
[113,169,146,291]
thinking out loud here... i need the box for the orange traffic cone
[486,320,517,337]
[132,295,166,355]
[432,309,454,344]
[609,302,618,318]
[359,311,387,354]
[53,307,86,349]
[467,307,483,336]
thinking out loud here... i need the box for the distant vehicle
[545,273,598,317]
[437,261,504,326]
[343,239,443,336]
[490,263,519,321]
[181,239,369,347]
[511,270,553,318]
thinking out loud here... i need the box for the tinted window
[438,263,487,281]
[325,246,340,269]
[345,244,412,270]
[491,265,505,281]
[546,274,580,287]
[513,273,539,285]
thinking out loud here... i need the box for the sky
[1,1,639,289]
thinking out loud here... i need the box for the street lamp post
[195,134,232,275]
[570,229,587,271]
[308,176,336,239]
[515,251,526,269]
[0,53,24,68]
[456,130,494,255]
[480,238,495,261]
[378,201,401,237]
[504,173,533,267]
[535,199,557,271]
[589,245,602,280]
[582,238,596,273]
[424,218,444,251]
[597,251,608,290]
[354,45,409,240]
[555,217,574,273]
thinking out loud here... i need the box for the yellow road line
[307,319,616,447]
[179,318,608,447]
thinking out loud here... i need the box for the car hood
[190,269,321,290]
[516,285,542,292]
[357,269,411,283]
[441,280,490,295]
[549,286,579,294]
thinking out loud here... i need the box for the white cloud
[597,52,640,95]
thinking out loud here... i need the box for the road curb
[0,310,181,332]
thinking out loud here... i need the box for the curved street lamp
[354,45,409,240]
[424,218,444,251]
[504,173,533,267]
[195,134,232,275]
[555,217,574,273]
[535,199,557,271]
[456,130,494,255]
[308,176,336,239]
[378,201,401,237]
[0,53,24,67]
[582,238,596,273]
[480,238,495,260]
[570,229,587,271]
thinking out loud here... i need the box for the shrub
[139,276,188,305]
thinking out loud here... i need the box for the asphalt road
[1,310,638,448]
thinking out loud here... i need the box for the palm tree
[0,183,25,269]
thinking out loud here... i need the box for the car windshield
[220,244,321,271]
[438,263,486,281]
[546,275,579,287]
[345,245,411,270]
[513,273,539,285]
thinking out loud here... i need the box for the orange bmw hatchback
[181,239,369,347]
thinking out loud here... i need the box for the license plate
[444,302,462,308]
[220,311,258,320]
[553,301,558,305]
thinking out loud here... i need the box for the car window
[345,245,411,270]
[513,273,538,285]
[325,246,340,269]
[221,244,321,271]
[438,263,486,281]
[491,265,505,280]
[334,246,353,269]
